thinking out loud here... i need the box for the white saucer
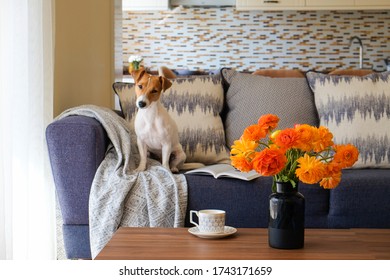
[188,226,237,239]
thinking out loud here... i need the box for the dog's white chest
[136,122,163,149]
[134,105,176,150]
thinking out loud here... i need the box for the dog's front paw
[135,165,146,172]
[170,167,179,173]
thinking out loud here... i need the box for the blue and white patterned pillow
[113,75,230,165]
[306,71,390,168]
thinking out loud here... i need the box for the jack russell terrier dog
[132,69,186,173]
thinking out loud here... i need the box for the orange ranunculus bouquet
[230,114,359,190]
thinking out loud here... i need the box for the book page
[217,168,260,181]
[185,164,261,181]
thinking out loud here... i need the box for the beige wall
[54,0,122,116]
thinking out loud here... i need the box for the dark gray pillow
[223,70,319,147]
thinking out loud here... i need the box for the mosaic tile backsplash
[123,7,390,72]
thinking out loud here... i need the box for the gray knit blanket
[56,105,188,259]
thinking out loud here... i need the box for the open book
[185,164,261,181]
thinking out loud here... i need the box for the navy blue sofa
[46,113,390,260]
[46,71,390,259]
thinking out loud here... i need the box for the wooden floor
[95,227,390,260]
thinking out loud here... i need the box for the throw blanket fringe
[56,105,188,259]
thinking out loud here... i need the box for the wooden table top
[95,227,390,260]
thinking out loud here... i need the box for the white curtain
[0,0,56,259]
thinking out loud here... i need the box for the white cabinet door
[305,0,354,6]
[236,0,305,10]
[355,0,390,5]
[122,0,168,11]
[238,0,390,9]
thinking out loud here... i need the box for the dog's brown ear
[131,69,146,83]
[159,76,172,92]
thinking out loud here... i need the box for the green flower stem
[132,61,140,70]
[273,148,302,188]
[257,141,270,149]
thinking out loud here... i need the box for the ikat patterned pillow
[306,71,390,168]
[113,75,230,165]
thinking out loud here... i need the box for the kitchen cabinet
[305,0,354,6]
[355,0,390,5]
[122,0,168,11]
[236,0,305,10]
[237,0,390,10]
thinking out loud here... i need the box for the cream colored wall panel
[54,0,122,116]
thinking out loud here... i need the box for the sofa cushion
[113,75,230,165]
[222,69,319,147]
[306,71,390,168]
[113,83,137,123]
[184,174,330,229]
[328,169,390,228]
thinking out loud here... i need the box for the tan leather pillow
[252,69,304,78]
[329,69,374,76]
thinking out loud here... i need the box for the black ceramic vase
[268,181,305,249]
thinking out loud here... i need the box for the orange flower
[230,154,253,172]
[252,148,287,176]
[295,154,326,184]
[230,114,359,191]
[319,163,342,189]
[258,114,279,132]
[242,124,267,141]
[294,124,316,152]
[320,173,342,189]
[270,130,281,142]
[313,126,334,152]
[274,128,300,150]
[333,144,359,168]
[230,139,258,157]
[230,139,258,171]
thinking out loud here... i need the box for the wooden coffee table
[95,227,390,260]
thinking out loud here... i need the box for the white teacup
[190,209,226,233]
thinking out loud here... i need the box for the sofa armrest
[46,115,109,225]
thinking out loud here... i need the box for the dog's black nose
[138,101,147,108]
